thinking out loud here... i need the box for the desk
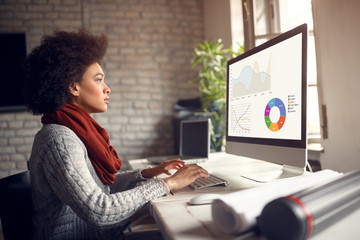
[129,152,360,240]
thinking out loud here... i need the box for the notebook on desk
[147,119,210,164]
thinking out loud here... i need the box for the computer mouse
[189,194,222,205]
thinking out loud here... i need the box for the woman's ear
[69,83,80,97]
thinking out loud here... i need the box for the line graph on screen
[230,54,272,98]
[230,102,251,134]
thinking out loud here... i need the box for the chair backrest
[0,171,32,240]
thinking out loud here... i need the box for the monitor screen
[0,33,27,113]
[180,119,210,158]
[226,24,307,182]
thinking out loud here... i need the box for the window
[241,0,321,141]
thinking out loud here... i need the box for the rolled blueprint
[211,169,341,235]
[259,169,360,240]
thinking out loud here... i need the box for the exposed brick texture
[0,0,204,178]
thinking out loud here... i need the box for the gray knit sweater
[29,124,170,240]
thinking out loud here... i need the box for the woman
[25,29,209,240]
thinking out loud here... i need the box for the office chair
[0,171,32,240]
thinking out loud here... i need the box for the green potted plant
[192,39,244,151]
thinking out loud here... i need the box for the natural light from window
[251,0,321,140]
[279,0,321,139]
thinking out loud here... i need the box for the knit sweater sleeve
[110,169,145,193]
[35,125,170,229]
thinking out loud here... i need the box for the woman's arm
[111,159,186,193]
[141,159,185,178]
[110,169,144,193]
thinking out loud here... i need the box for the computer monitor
[226,24,307,182]
[180,119,210,158]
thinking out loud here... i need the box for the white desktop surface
[129,152,360,240]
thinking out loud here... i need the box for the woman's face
[70,62,111,114]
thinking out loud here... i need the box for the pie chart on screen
[264,98,286,132]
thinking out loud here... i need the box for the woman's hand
[163,164,209,191]
[141,158,185,178]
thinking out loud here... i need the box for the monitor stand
[240,164,306,183]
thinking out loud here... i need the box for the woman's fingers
[163,164,209,191]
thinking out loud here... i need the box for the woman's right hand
[163,164,209,191]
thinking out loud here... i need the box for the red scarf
[41,102,122,185]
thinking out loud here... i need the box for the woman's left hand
[141,158,185,178]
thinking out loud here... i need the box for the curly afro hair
[24,29,108,115]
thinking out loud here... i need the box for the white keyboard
[189,174,228,189]
[183,158,207,164]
